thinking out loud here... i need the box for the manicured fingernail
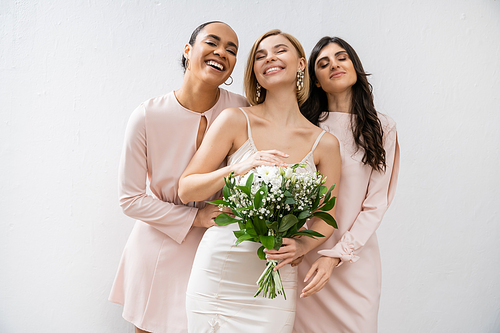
[300,293,305,298]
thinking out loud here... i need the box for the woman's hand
[232,150,288,176]
[192,204,223,228]
[291,255,304,267]
[300,256,340,298]
[264,237,307,270]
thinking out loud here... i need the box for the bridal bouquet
[207,164,337,299]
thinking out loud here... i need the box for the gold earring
[256,82,261,101]
[296,69,304,91]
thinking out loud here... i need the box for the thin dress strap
[310,130,326,153]
[238,108,253,140]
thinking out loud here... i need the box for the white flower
[255,165,280,183]
[270,176,282,189]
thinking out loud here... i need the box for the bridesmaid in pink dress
[108,21,248,333]
[294,37,400,332]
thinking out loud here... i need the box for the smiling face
[314,42,357,95]
[253,34,305,91]
[184,22,238,86]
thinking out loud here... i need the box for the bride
[178,29,341,333]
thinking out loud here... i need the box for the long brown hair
[301,37,386,171]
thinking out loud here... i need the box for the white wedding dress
[186,108,325,333]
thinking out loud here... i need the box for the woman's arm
[317,121,399,263]
[119,105,218,244]
[265,132,341,270]
[301,121,400,297]
[178,108,288,203]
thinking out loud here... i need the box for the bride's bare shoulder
[214,107,249,128]
[317,131,340,153]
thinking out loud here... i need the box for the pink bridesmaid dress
[108,89,248,333]
[294,112,400,333]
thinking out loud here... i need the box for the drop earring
[296,69,304,91]
[256,82,261,102]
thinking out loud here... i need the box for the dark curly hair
[300,37,386,172]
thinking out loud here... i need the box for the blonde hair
[244,29,309,106]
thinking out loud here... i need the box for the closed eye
[255,51,266,60]
[317,61,329,69]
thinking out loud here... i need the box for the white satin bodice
[227,108,325,173]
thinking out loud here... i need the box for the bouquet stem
[255,259,286,300]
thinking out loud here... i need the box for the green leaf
[205,199,229,206]
[235,205,251,213]
[245,173,254,189]
[236,185,251,197]
[274,236,283,250]
[312,195,321,210]
[319,185,327,197]
[291,230,325,238]
[323,184,336,202]
[238,220,246,229]
[257,246,266,260]
[266,220,278,233]
[235,233,254,246]
[297,210,311,220]
[278,214,298,233]
[233,230,245,238]
[284,197,296,205]
[323,191,331,204]
[285,224,298,238]
[259,235,275,250]
[214,213,238,226]
[319,196,336,211]
[222,185,230,200]
[245,219,258,237]
[312,211,338,228]
[254,185,268,209]
[253,216,268,236]
[284,190,293,197]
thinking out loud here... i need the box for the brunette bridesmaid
[108,21,247,333]
[294,37,400,333]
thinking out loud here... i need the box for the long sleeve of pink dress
[109,89,248,333]
[118,104,197,244]
[294,112,400,333]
